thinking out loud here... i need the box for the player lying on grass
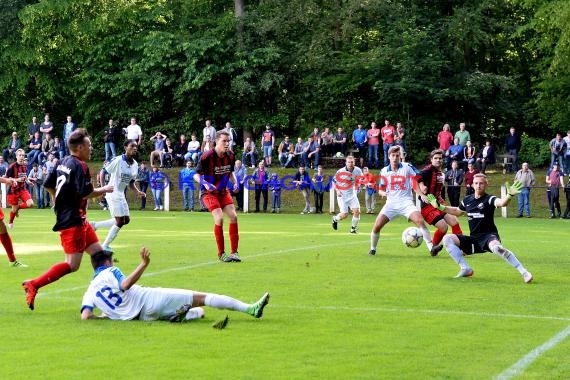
[80,247,270,322]
[426,176,533,283]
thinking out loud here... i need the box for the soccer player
[90,140,146,252]
[369,145,434,256]
[417,149,463,256]
[193,130,240,262]
[0,176,27,267]
[80,247,270,322]
[5,149,34,228]
[427,176,533,283]
[22,129,114,310]
[332,156,363,234]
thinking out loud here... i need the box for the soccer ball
[402,227,423,248]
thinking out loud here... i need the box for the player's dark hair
[430,149,444,159]
[68,128,90,150]
[124,139,137,148]
[91,250,114,269]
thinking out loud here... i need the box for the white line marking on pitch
[494,325,570,379]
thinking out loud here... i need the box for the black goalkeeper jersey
[459,193,499,237]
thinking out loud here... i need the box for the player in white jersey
[331,155,363,233]
[80,248,270,324]
[90,140,146,252]
[369,145,434,256]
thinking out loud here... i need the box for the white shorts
[138,288,194,321]
[106,195,130,217]
[337,194,360,213]
[379,200,419,221]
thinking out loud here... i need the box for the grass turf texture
[1,209,569,379]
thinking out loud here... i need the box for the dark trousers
[139,181,149,209]
[313,191,324,213]
[255,185,268,211]
[549,187,561,216]
[447,185,461,207]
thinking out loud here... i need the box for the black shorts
[457,233,501,255]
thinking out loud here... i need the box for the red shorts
[421,203,446,226]
[202,191,234,212]
[59,222,99,254]
[7,190,32,206]
[0,208,4,220]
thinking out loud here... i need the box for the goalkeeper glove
[426,194,446,211]
[505,180,523,198]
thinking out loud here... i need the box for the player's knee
[442,234,455,247]
[491,244,508,258]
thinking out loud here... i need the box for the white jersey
[104,155,139,199]
[333,166,363,199]
[81,266,149,320]
[379,162,420,203]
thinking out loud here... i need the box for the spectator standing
[0,156,8,176]
[149,165,165,211]
[366,122,380,168]
[136,161,150,210]
[261,124,275,167]
[293,166,312,214]
[62,116,77,157]
[269,173,282,213]
[27,116,41,142]
[293,137,305,167]
[445,160,464,207]
[546,162,563,218]
[380,119,396,166]
[320,127,333,157]
[278,136,294,168]
[362,166,376,214]
[223,122,238,152]
[242,137,258,168]
[505,127,522,172]
[103,119,121,162]
[438,123,454,151]
[464,162,479,196]
[454,122,471,147]
[233,160,246,211]
[514,162,535,218]
[202,119,216,143]
[332,127,347,157]
[549,133,566,172]
[125,117,143,146]
[27,163,45,209]
[564,131,570,176]
[180,160,196,211]
[39,114,54,141]
[251,161,269,213]
[394,122,406,154]
[475,140,495,174]
[311,165,327,214]
[352,123,367,167]
[3,132,21,162]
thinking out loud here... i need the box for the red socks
[214,224,224,256]
[9,212,15,224]
[229,222,239,254]
[31,262,72,289]
[451,224,463,235]
[433,229,445,246]
[0,232,15,262]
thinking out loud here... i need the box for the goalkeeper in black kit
[427,174,533,283]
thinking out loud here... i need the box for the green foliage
[518,134,550,168]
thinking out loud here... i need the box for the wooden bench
[496,154,515,174]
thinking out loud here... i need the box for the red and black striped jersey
[195,150,235,192]
[6,162,28,194]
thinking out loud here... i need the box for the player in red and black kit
[418,149,463,256]
[193,130,240,262]
[22,129,114,310]
[0,174,27,267]
[5,149,34,228]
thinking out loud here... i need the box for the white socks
[93,218,115,230]
[351,216,360,229]
[443,235,470,269]
[419,225,433,251]
[204,293,248,313]
[370,231,380,250]
[490,244,527,275]
[102,225,121,247]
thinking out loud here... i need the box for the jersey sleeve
[105,156,119,174]
[75,165,94,198]
[80,288,96,314]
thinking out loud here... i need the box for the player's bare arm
[193,173,216,192]
[120,247,150,290]
[85,184,114,199]
[426,194,464,217]
[129,180,146,198]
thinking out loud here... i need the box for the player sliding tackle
[427,177,533,283]
[80,247,270,324]
[369,145,435,256]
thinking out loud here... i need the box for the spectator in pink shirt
[438,123,454,168]
[381,119,396,166]
[366,121,380,168]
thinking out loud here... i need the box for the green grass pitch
[1,208,569,379]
